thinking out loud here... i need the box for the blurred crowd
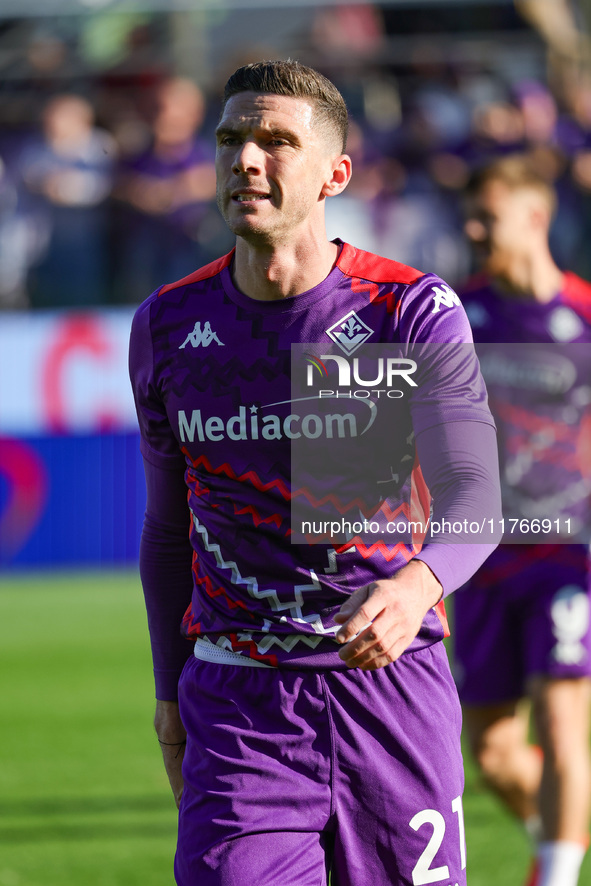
[0,73,228,309]
[2,2,591,309]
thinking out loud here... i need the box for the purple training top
[461,271,591,540]
[129,241,499,696]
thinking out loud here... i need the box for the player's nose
[232,139,264,175]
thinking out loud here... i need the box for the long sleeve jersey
[129,241,500,697]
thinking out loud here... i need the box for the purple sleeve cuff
[153,667,191,702]
[415,543,497,597]
[414,419,503,595]
[139,456,195,700]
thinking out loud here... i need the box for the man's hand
[154,699,186,809]
[334,560,443,669]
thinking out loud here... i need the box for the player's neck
[232,235,340,301]
[490,249,564,304]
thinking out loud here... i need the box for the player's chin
[225,205,268,227]
[228,217,276,242]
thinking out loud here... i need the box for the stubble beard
[217,187,314,249]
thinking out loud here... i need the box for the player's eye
[269,136,290,147]
[218,134,241,147]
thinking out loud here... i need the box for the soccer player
[454,154,591,886]
[129,60,501,886]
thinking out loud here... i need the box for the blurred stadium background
[2,1,591,883]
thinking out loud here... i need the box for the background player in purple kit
[453,155,591,886]
[129,60,502,886]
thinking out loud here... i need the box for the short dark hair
[222,59,348,152]
[466,154,557,216]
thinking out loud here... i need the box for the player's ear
[525,189,551,234]
[321,154,352,197]
[530,200,551,233]
[464,218,487,242]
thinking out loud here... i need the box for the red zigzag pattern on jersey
[494,400,580,470]
[227,633,278,667]
[192,559,255,616]
[233,505,283,528]
[187,473,285,530]
[183,449,414,518]
[182,608,200,636]
[333,539,416,561]
[303,501,417,546]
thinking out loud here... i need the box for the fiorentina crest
[325,310,374,355]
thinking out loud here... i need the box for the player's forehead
[469,179,519,216]
[217,91,316,135]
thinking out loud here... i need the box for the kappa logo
[179,321,225,349]
[431,284,461,314]
[326,310,374,355]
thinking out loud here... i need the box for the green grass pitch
[0,572,589,885]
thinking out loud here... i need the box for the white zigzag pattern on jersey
[190,509,336,638]
[216,631,326,653]
[324,547,356,575]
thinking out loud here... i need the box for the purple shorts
[454,544,591,706]
[175,642,466,886]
